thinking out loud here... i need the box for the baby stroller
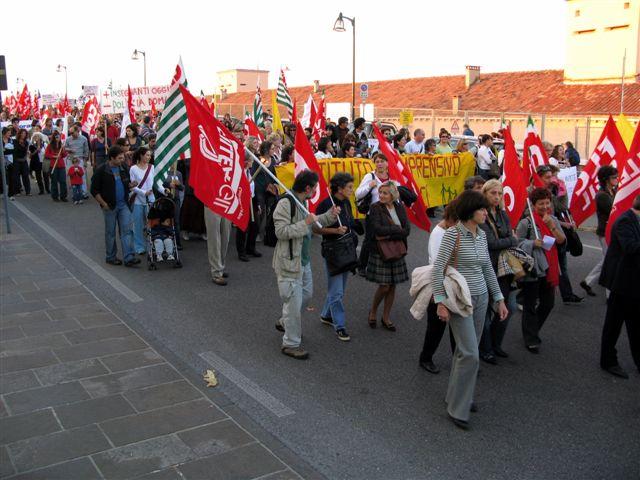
[146,197,183,270]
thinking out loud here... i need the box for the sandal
[381,318,396,332]
[368,314,377,329]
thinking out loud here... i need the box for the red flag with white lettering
[570,116,628,226]
[373,124,431,231]
[501,127,529,226]
[16,85,30,119]
[179,85,251,231]
[243,115,265,141]
[312,98,326,144]
[294,121,329,212]
[605,122,640,243]
[81,96,100,136]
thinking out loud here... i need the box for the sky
[2,0,567,98]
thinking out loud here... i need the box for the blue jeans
[132,203,149,253]
[50,167,67,200]
[104,203,134,262]
[72,185,83,202]
[321,260,349,330]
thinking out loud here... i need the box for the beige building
[215,69,269,97]
[565,0,640,84]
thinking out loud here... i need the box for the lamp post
[333,12,356,121]
[132,49,147,87]
[56,65,67,97]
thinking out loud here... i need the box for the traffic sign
[399,110,413,126]
[451,120,460,134]
[360,83,368,100]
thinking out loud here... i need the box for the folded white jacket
[409,265,473,320]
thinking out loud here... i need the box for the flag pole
[243,147,322,227]
[526,198,540,239]
[620,48,626,114]
[326,187,342,227]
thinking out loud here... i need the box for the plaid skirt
[366,251,408,285]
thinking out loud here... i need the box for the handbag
[375,205,407,261]
[356,173,374,214]
[398,185,418,207]
[322,233,358,275]
[559,211,583,257]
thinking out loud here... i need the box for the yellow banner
[273,152,476,218]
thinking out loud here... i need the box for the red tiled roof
[219,70,640,115]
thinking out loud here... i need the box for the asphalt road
[5,194,639,480]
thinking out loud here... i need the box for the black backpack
[264,194,296,248]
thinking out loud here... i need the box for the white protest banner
[558,166,578,207]
[101,85,171,114]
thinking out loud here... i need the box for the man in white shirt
[404,129,426,154]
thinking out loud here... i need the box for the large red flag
[179,84,252,231]
[605,123,640,243]
[16,84,30,119]
[81,96,100,136]
[294,121,329,212]
[501,127,528,226]
[373,124,431,231]
[570,115,628,226]
[243,115,265,141]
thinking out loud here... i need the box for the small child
[68,158,85,205]
[148,199,175,261]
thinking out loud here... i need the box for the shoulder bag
[128,165,152,208]
[376,206,407,261]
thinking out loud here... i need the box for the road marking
[582,243,602,251]
[11,201,143,303]
[200,351,295,418]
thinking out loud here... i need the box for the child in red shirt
[68,158,85,205]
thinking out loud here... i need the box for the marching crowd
[2,110,638,431]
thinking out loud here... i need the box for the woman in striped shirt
[432,190,508,430]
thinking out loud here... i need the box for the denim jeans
[72,185,83,202]
[50,167,67,200]
[321,260,349,330]
[132,203,149,254]
[103,203,134,262]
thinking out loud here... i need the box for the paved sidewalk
[1,219,304,479]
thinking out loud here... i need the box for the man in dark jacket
[599,194,640,378]
[90,146,140,267]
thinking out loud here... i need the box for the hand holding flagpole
[526,198,540,239]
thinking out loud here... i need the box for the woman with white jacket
[129,147,155,255]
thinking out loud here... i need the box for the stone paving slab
[0,215,310,479]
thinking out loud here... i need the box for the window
[574,29,596,34]
[606,24,630,31]
[624,2,629,8]
[575,9,580,16]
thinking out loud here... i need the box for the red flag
[127,85,136,123]
[312,97,326,144]
[61,94,72,115]
[605,123,640,243]
[81,96,100,136]
[501,127,529,226]
[373,124,431,231]
[294,121,329,212]
[243,115,264,141]
[8,94,17,115]
[179,84,252,231]
[16,84,30,119]
[150,99,158,119]
[570,115,628,226]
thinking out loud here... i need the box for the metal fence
[216,103,639,159]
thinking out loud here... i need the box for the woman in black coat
[478,180,519,363]
[366,181,410,331]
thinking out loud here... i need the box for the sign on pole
[399,110,413,126]
[359,84,368,101]
[451,120,460,134]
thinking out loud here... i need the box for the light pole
[333,12,356,121]
[56,64,67,97]
[132,49,147,87]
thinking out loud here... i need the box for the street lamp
[132,49,147,87]
[333,12,356,121]
[56,64,68,97]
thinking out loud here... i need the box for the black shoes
[580,281,596,297]
[420,360,440,374]
[494,347,509,358]
[526,345,540,354]
[448,414,469,430]
[248,251,262,258]
[480,353,498,365]
[336,328,351,341]
[124,258,141,267]
[470,402,478,413]
[563,294,583,305]
[275,322,285,332]
[106,258,123,266]
[238,254,249,262]
[320,316,334,326]
[603,365,629,379]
